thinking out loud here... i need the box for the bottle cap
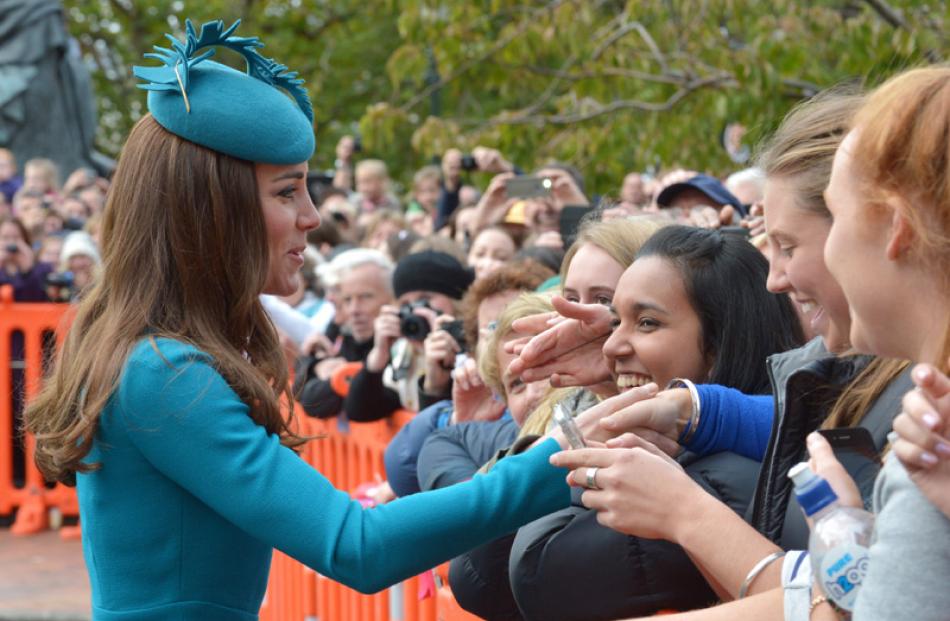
[788,461,838,516]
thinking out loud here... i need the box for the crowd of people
[0,153,106,303]
[6,20,949,621]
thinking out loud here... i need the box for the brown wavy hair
[459,259,554,349]
[24,115,304,485]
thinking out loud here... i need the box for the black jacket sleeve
[449,533,523,621]
[507,452,760,620]
[293,355,344,419]
[342,367,402,422]
[435,183,461,231]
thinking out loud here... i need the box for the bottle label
[817,544,871,611]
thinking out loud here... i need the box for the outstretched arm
[120,341,572,594]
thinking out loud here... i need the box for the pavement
[0,529,90,621]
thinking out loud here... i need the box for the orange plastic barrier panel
[255,404,474,621]
[0,286,77,535]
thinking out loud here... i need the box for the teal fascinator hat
[133,19,315,164]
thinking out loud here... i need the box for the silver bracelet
[666,378,701,445]
[738,550,785,599]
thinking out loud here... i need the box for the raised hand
[567,382,658,446]
[473,172,516,229]
[472,146,514,174]
[805,432,863,512]
[365,305,401,372]
[421,313,462,395]
[452,356,507,423]
[506,296,614,391]
[891,362,950,517]
[545,169,589,208]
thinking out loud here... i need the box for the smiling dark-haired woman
[508,225,806,621]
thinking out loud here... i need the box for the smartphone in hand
[505,175,552,199]
[817,427,882,503]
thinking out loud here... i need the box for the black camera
[398,299,435,341]
[442,319,467,353]
[5,243,18,254]
[461,154,478,171]
[398,300,468,351]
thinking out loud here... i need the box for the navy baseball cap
[656,174,747,217]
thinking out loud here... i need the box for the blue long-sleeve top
[687,385,774,461]
[384,399,514,497]
[384,399,455,497]
[77,338,570,620]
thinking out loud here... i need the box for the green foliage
[65,0,946,196]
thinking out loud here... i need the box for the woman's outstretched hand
[506,296,614,391]
[599,387,693,457]
[545,383,658,449]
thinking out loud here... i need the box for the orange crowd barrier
[0,286,77,535]
[258,409,445,621]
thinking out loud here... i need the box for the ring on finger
[585,466,601,490]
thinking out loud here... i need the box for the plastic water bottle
[788,462,875,612]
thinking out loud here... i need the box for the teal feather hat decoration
[133,19,315,164]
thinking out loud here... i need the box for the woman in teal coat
[22,20,641,620]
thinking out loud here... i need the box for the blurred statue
[0,0,106,177]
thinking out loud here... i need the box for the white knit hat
[59,231,101,270]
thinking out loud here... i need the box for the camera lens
[400,314,430,341]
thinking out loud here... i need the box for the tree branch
[398,0,564,113]
[494,62,688,86]
[861,0,909,29]
[592,20,670,74]
[860,0,941,62]
[478,75,736,127]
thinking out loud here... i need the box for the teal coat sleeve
[115,339,571,594]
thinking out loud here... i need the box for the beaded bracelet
[809,591,849,619]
